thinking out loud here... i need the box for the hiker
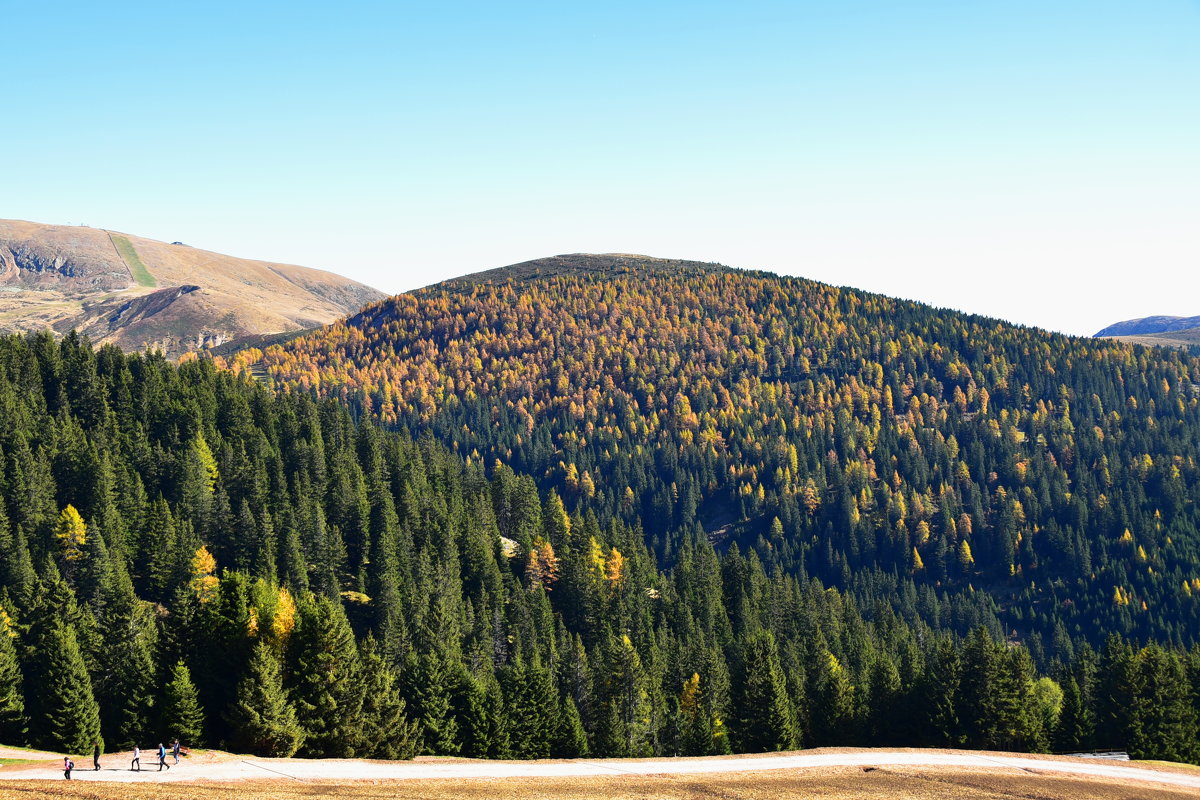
[93,742,101,771]
[63,756,74,780]
[172,738,181,764]
[158,742,170,771]
[131,744,141,771]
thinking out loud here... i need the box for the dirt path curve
[2,749,1198,790]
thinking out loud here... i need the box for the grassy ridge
[109,233,157,287]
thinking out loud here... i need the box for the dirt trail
[0,748,1198,792]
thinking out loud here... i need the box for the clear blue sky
[4,1,1198,335]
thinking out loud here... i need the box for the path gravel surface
[2,748,1199,791]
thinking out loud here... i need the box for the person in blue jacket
[157,742,171,771]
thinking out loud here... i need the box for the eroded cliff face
[0,219,384,358]
[0,226,131,289]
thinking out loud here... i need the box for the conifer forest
[3,259,1200,765]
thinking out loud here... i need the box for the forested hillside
[4,332,1199,762]
[219,255,1200,658]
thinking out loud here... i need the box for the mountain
[220,253,1200,652]
[1095,315,1200,337]
[0,271,1197,763]
[0,219,384,357]
[1094,315,1200,351]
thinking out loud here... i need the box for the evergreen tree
[1128,645,1199,763]
[404,650,459,755]
[224,641,305,757]
[916,637,960,747]
[809,644,854,746]
[957,628,999,749]
[26,623,101,753]
[552,694,589,757]
[94,572,156,749]
[287,595,363,757]
[0,612,26,744]
[732,631,797,751]
[357,634,418,759]
[160,660,205,746]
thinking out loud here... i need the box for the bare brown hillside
[0,219,384,358]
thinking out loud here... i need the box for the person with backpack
[63,756,74,780]
[157,742,170,771]
[131,745,141,771]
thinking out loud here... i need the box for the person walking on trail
[131,745,141,771]
[172,738,181,764]
[63,756,74,780]
[157,742,170,771]
[93,742,101,771]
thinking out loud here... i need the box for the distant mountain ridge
[1095,315,1200,337]
[442,252,733,287]
[1094,315,1200,350]
[0,219,384,358]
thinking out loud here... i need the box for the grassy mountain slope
[0,219,384,357]
[1114,330,1200,351]
[220,254,1200,650]
[1096,315,1200,338]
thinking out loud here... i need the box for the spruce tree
[808,644,853,746]
[287,596,363,757]
[94,572,156,749]
[27,623,101,753]
[677,672,713,756]
[503,660,557,758]
[224,641,305,757]
[404,650,459,755]
[0,614,26,744]
[917,637,960,747]
[356,634,418,759]
[1128,645,1200,763]
[552,695,589,757]
[732,631,797,752]
[0,508,36,605]
[957,628,999,749]
[160,660,205,746]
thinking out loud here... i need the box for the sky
[3,1,1198,336]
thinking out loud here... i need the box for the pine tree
[809,645,853,746]
[552,694,589,757]
[356,634,418,759]
[0,612,26,744]
[26,623,101,753]
[1128,645,1200,763]
[94,574,156,749]
[287,595,363,757]
[224,641,305,757]
[732,631,797,751]
[404,650,459,755]
[678,672,714,755]
[957,627,999,749]
[160,661,205,746]
[916,638,960,747]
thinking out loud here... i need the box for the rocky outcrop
[0,219,385,358]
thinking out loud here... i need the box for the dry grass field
[0,764,1196,800]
